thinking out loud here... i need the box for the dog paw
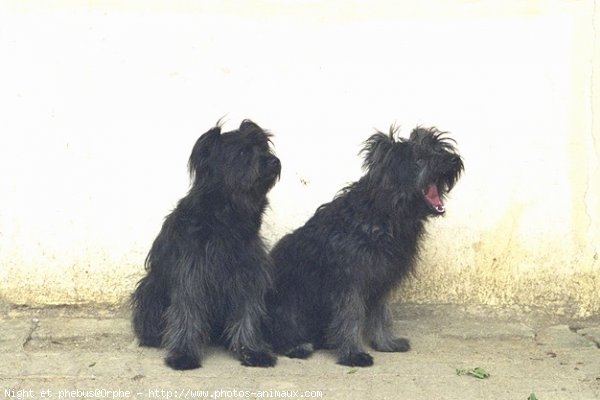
[165,353,201,370]
[372,337,411,353]
[285,343,314,359]
[240,349,277,368]
[337,352,374,367]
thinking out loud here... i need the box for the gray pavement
[0,304,599,400]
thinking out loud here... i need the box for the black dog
[267,126,463,367]
[132,120,280,370]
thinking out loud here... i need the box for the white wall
[0,1,598,315]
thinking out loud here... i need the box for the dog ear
[409,126,429,142]
[409,126,448,146]
[188,125,222,186]
[361,131,395,172]
[239,119,272,142]
[409,126,460,155]
[239,119,262,132]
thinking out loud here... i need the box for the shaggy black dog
[132,120,280,370]
[267,126,463,367]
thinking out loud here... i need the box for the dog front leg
[225,303,277,368]
[327,290,373,367]
[162,291,208,370]
[366,298,410,352]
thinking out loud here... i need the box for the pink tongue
[425,184,442,207]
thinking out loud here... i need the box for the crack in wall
[569,325,600,349]
[21,318,39,349]
[584,0,600,241]
[581,333,600,348]
[579,0,598,242]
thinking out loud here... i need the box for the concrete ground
[0,304,599,400]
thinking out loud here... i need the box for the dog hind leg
[267,294,315,359]
[131,275,167,348]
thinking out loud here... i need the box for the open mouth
[423,183,445,214]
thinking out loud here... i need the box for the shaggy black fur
[131,120,280,370]
[267,126,463,367]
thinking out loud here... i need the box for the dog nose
[268,157,281,169]
[451,155,464,171]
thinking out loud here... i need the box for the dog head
[188,120,281,196]
[362,126,463,216]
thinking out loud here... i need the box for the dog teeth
[436,205,445,213]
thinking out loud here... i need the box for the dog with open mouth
[267,125,463,367]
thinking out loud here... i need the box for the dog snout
[266,156,281,180]
[268,156,281,169]
[263,155,281,171]
[450,155,464,175]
